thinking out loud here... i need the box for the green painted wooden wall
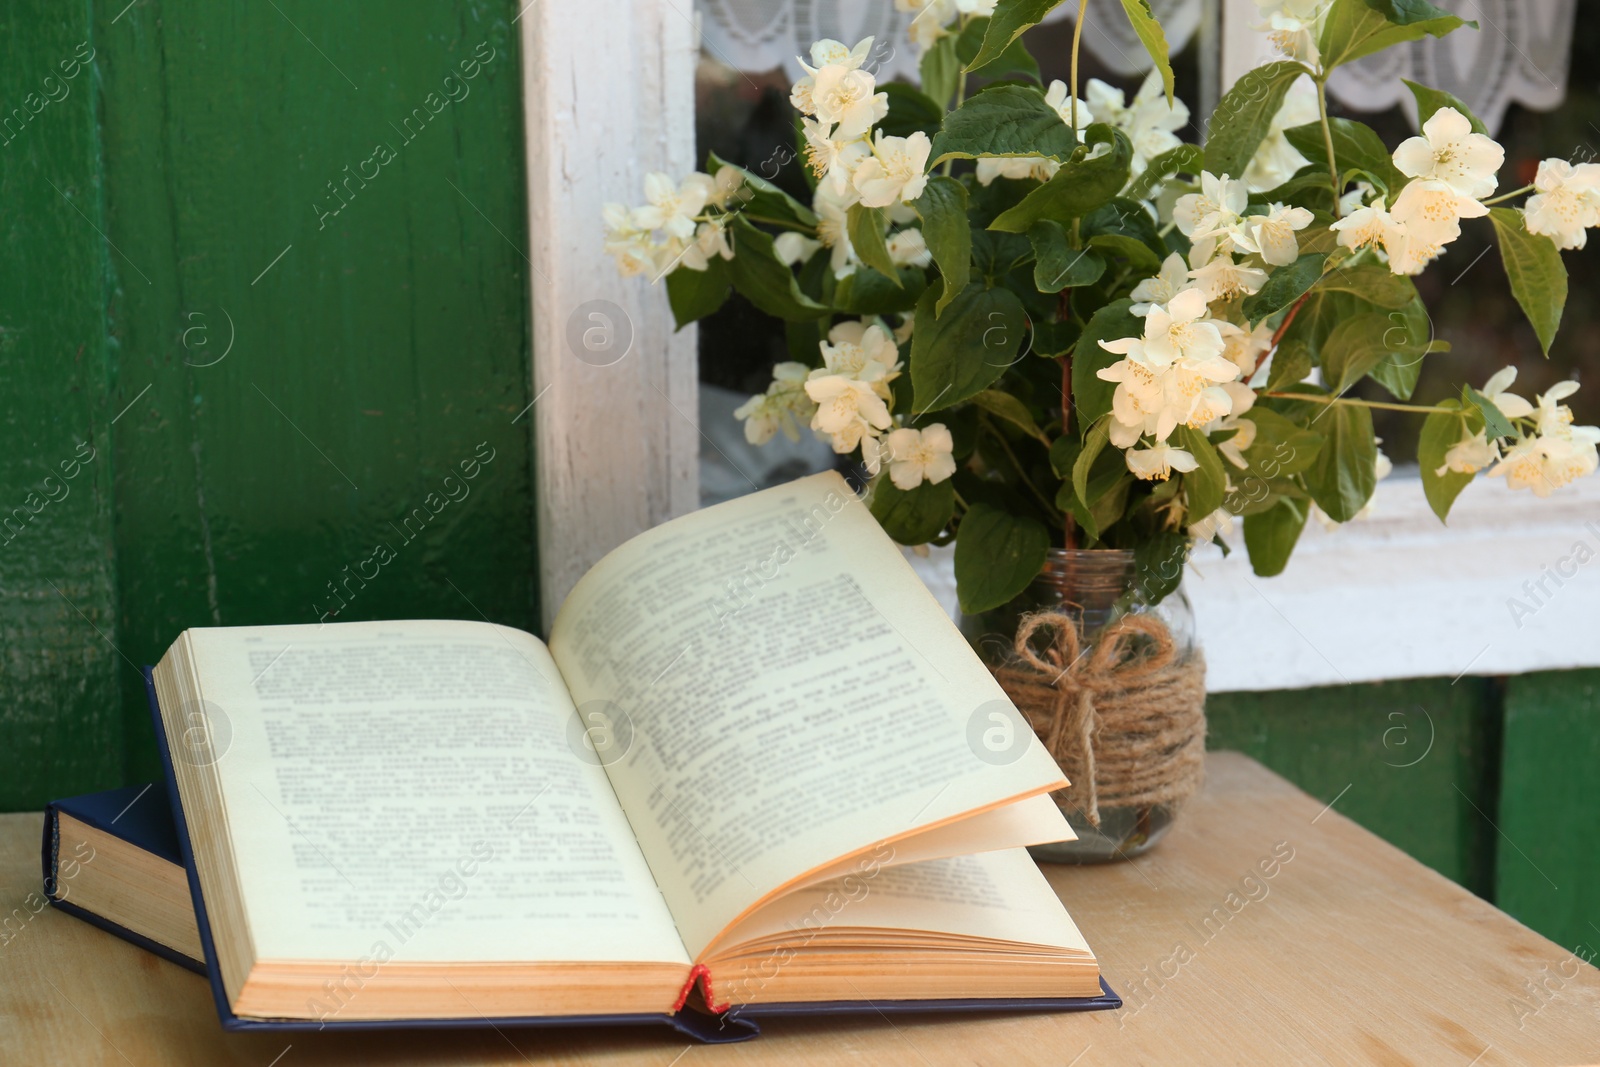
[1,1,537,809]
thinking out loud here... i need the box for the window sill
[905,472,1600,693]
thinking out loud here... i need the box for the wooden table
[4,753,1598,1065]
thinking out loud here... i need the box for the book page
[548,473,1069,958]
[182,621,689,969]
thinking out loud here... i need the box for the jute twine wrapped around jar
[993,611,1207,827]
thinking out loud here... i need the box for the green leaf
[956,16,1042,83]
[1071,299,1143,428]
[848,204,903,286]
[707,150,818,228]
[1072,416,1112,505]
[1319,0,1474,71]
[1312,262,1416,309]
[1418,401,1477,523]
[1204,62,1309,182]
[1087,233,1164,274]
[989,126,1133,232]
[912,176,972,317]
[1028,221,1107,292]
[1364,297,1435,399]
[965,0,1063,74]
[664,256,731,329]
[1249,172,1338,215]
[1049,434,1080,479]
[954,503,1051,614]
[1127,144,1205,202]
[1131,530,1189,604]
[1403,79,1488,135]
[1284,118,1409,199]
[1266,339,1312,392]
[1320,312,1406,394]
[727,216,830,321]
[1463,386,1513,440]
[1237,408,1324,478]
[1031,318,1081,359]
[877,82,947,140]
[929,84,1080,169]
[1303,402,1378,523]
[834,266,927,315]
[1241,252,1327,327]
[971,389,1049,443]
[920,34,961,110]
[1243,498,1309,577]
[1174,426,1226,519]
[910,283,1027,412]
[870,477,957,545]
[1489,206,1567,357]
[1117,0,1175,102]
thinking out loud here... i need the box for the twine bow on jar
[993,611,1207,827]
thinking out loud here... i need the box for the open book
[150,472,1109,1032]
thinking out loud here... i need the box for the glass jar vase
[960,549,1203,863]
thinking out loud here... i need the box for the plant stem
[1263,391,1456,415]
[1315,75,1341,217]
[1483,183,1535,206]
[941,18,971,178]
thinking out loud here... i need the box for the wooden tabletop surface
[3,752,1597,1065]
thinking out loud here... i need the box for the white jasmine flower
[813,182,861,278]
[1244,77,1318,193]
[1188,251,1268,302]
[898,0,958,51]
[1391,177,1487,247]
[809,60,887,140]
[1042,80,1096,132]
[1339,180,1376,217]
[817,320,902,400]
[887,227,933,267]
[805,37,875,72]
[1088,70,1189,175]
[1392,107,1505,200]
[677,218,734,272]
[734,362,815,445]
[975,157,1060,185]
[1533,380,1589,440]
[1479,366,1535,419]
[1138,287,1228,367]
[631,172,709,241]
[1490,434,1600,497]
[852,131,932,207]
[805,374,894,452]
[1174,172,1249,242]
[1524,158,1600,250]
[802,118,871,196]
[1130,253,1191,316]
[1126,442,1199,481]
[883,424,957,490]
[1330,202,1403,254]
[1235,202,1315,266]
[602,202,658,277]
[1254,0,1327,63]
[1217,320,1276,382]
[774,231,823,267]
[1437,429,1498,476]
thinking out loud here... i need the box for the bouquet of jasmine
[604,0,1600,616]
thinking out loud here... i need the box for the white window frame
[522,1,1600,689]
[521,1,701,630]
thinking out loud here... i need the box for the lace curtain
[693,0,1575,135]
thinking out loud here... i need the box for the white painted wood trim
[521,0,701,630]
[907,473,1600,692]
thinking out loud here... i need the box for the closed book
[41,784,206,974]
[146,473,1121,1040]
